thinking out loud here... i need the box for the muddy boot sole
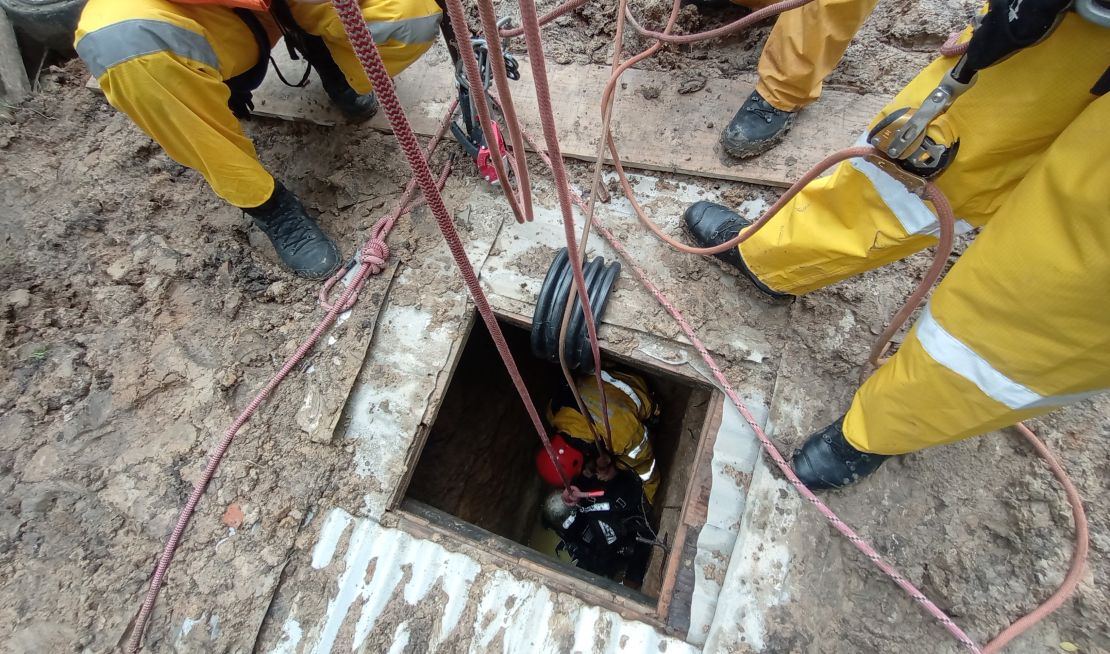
[720,122,795,160]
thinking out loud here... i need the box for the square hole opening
[400,315,714,610]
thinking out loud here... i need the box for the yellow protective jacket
[738,13,1110,454]
[75,0,440,208]
[173,0,272,9]
[549,371,660,503]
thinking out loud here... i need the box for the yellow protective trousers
[737,14,1110,454]
[735,0,878,111]
[549,371,661,503]
[75,0,440,208]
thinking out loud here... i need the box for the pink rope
[126,1,1087,650]
[320,100,457,312]
[125,221,392,653]
[325,0,569,490]
[940,31,970,57]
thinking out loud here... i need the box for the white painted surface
[311,509,353,569]
[479,171,784,362]
[275,509,694,654]
[270,619,303,654]
[704,457,801,652]
[687,398,766,646]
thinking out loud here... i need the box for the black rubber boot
[323,83,379,123]
[792,418,890,490]
[720,90,797,159]
[682,201,793,299]
[300,33,379,122]
[244,182,341,279]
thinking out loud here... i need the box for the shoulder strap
[225,8,273,117]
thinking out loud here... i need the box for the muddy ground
[1,0,1107,652]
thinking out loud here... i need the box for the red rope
[321,98,456,312]
[125,0,1087,650]
[325,0,569,489]
[442,0,534,223]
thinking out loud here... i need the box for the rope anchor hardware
[450,17,520,185]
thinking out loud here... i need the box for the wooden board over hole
[89,43,888,188]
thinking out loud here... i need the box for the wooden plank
[91,42,887,187]
[297,260,398,444]
[274,49,885,187]
[665,524,700,635]
[683,392,724,528]
[656,392,723,622]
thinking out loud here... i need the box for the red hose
[982,423,1089,654]
[624,0,811,44]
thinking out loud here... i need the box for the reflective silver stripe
[76,19,220,78]
[916,304,1107,410]
[600,371,643,411]
[1024,388,1107,410]
[599,521,617,545]
[638,459,656,482]
[580,502,611,513]
[627,429,650,458]
[367,13,441,45]
[850,135,975,237]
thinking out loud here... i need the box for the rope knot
[360,238,390,274]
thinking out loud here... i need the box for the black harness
[226,8,273,118]
[225,1,341,118]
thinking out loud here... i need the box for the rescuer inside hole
[540,463,657,590]
[534,369,661,588]
[74,0,442,279]
[682,2,1110,490]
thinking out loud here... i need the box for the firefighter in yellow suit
[721,0,878,158]
[683,6,1110,488]
[74,0,441,278]
[537,370,661,503]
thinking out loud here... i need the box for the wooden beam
[91,43,888,188]
[656,391,724,624]
[259,50,887,188]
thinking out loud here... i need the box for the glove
[954,0,1072,83]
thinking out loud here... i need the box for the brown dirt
[513,0,978,97]
[0,63,463,652]
[2,0,1107,652]
[755,250,1110,654]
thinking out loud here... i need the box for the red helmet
[536,434,583,487]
